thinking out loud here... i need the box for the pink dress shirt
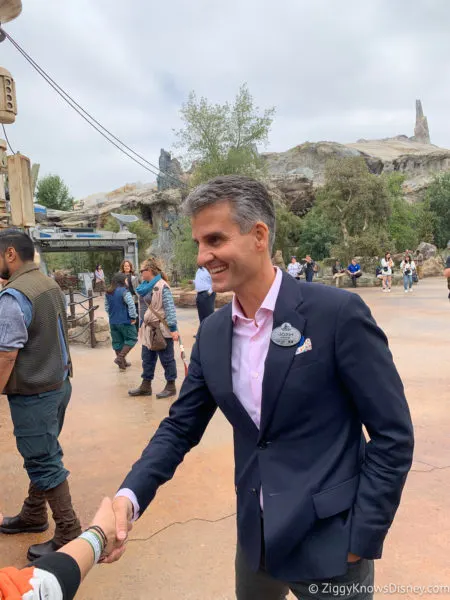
[231,267,282,428]
[118,267,283,518]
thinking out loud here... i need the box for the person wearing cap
[287,256,302,280]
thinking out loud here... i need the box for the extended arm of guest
[0,498,125,600]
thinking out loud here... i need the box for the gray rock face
[416,242,437,260]
[157,149,184,191]
[422,256,444,277]
[413,100,431,144]
[266,173,315,216]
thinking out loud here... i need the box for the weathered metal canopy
[0,0,22,24]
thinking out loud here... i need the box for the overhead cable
[0,27,187,188]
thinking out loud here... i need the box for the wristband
[79,530,104,564]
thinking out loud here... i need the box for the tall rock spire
[414,100,431,144]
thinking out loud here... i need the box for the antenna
[111,212,139,232]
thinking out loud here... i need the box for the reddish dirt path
[0,277,449,599]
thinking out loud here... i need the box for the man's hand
[131,320,136,325]
[100,496,133,564]
[171,331,180,342]
[347,552,361,563]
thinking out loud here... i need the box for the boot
[0,482,49,534]
[128,380,152,397]
[114,345,133,370]
[156,381,177,399]
[27,479,81,561]
[115,349,131,368]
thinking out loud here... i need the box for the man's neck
[234,261,276,320]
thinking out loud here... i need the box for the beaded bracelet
[79,530,104,564]
[88,525,107,549]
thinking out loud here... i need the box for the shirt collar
[232,267,283,324]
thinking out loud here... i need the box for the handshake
[89,496,134,564]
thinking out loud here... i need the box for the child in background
[105,273,137,370]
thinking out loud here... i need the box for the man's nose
[197,245,214,268]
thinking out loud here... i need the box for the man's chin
[211,278,232,294]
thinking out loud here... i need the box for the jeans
[403,273,413,290]
[141,338,177,382]
[8,379,72,491]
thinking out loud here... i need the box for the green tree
[416,198,436,244]
[36,174,74,211]
[174,84,275,186]
[171,216,198,283]
[317,157,391,247]
[274,205,303,263]
[296,207,340,260]
[385,173,420,251]
[426,172,450,247]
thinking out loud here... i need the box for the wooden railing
[67,288,98,348]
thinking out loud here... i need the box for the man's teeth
[210,266,227,274]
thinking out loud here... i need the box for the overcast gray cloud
[2,0,450,198]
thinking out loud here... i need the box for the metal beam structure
[30,226,139,273]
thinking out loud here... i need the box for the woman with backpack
[400,255,416,293]
[104,273,138,370]
[128,257,179,399]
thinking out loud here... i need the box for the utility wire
[1,123,16,154]
[0,27,187,189]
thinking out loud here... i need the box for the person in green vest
[0,229,81,562]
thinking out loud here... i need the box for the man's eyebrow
[193,231,228,242]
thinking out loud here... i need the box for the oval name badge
[271,322,302,347]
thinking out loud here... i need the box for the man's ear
[4,246,16,264]
[254,222,270,251]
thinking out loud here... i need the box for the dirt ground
[0,278,449,599]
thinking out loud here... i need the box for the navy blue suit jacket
[121,273,414,580]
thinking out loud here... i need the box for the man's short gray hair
[182,175,276,251]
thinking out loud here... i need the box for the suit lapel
[259,274,306,439]
[202,304,259,439]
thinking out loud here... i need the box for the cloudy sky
[2,0,450,199]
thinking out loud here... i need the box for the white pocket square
[295,338,312,355]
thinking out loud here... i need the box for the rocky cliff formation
[262,135,450,205]
[48,102,449,230]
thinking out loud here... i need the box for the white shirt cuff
[115,488,140,521]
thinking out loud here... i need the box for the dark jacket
[121,272,414,580]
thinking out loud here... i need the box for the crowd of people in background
[286,249,435,294]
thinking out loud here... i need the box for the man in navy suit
[107,176,414,599]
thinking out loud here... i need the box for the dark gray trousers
[196,290,216,322]
[235,544,374,600]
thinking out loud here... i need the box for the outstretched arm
[105,326,217,563]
